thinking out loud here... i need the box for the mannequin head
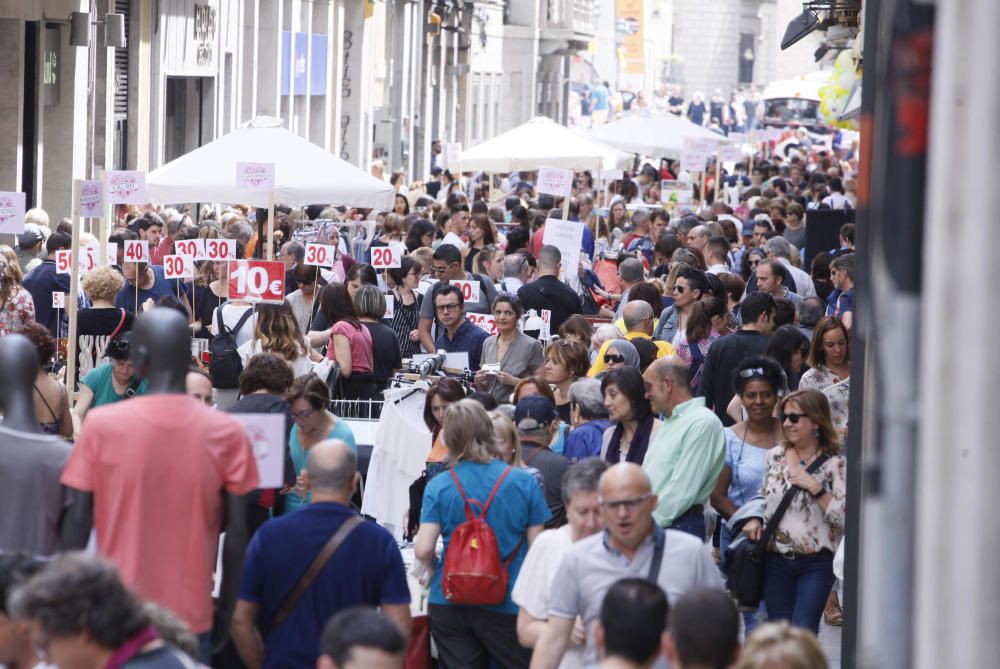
[130,308,192,394]
[0,335,42,433]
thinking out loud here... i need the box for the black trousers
[428,603,532,669]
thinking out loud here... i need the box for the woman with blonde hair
[734,622,828,669]
[237,302,318,378]
[0,244,34,334]
[740,389,847,634]
[414,399,550,668]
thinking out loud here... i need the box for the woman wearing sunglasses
[600,367,659,465]
[739,388,846,633]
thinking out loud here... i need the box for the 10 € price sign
[371,245,402,269]
[304,243,336,267]
[123,240,150,263]
[450,280,480,303]
[227,260,285,303]
[163,254,195,280]
[467,313,497,335]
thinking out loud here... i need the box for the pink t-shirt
[329,320,374,373]
[61,394,259,633]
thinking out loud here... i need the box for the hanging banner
[616,0,645,75]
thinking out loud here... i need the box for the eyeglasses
[739,367,766,378]
[292,406,318,420]
[780,412,807,424]
[604,353,625,364]
[598,493,652,512]
[436,302,461,313]
[431,264,452,275]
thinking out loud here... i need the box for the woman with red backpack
[414,399,550,668]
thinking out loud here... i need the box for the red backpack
[441,466,522,606]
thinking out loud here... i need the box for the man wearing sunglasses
[530,463,722,669]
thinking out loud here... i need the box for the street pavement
[819,620,842,667]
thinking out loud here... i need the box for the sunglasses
[739,367,766,378]
[780,412,808,424]
[604,353,625,364]
[672,285,687,294]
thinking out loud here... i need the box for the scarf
[606,413,656,464]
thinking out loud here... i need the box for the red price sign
[450,280,480,303]
[78,244,99,274]
[371,245,401,269]
[55,250,73,275]
[304,243,336,267]
[123,239,149,263]
[227,260,285,303]
[467,313,497,335]
[174,238,205,260]
[163,254,194,280]
[205,238,236,261]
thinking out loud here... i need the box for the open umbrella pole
[266,190,275,261]
[66,179,82,407]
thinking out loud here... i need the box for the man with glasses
[827,253,854,330]
[641,357,725,540]
[431,284,489,370]
[417,244,496,353]
[529,463,722,669]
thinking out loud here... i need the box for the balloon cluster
[819,51,859,131]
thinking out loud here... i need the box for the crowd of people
[0,135,857,669]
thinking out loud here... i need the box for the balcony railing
[545,0,599,38]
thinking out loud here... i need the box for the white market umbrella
[147,116,395,209]
[585,113,726,158]
[458,116,632,172]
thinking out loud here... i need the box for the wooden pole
[266,190,276,261]
[700,168,708,209]
[66,179,82,405]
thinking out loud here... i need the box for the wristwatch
[810,486,825,499]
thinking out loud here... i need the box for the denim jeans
[763,550,835,633]
[669,506,706,541]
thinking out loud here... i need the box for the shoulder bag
[724,454,829,608]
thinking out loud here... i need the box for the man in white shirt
[703,236,731,275]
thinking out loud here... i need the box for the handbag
[311,357,344,401]
[724,454,829,608]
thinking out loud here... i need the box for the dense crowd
[0,138,857,669]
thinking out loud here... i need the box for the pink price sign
[0,192,25,234]
[236,162,275,190]
[78,180,104,217]
[105,171,147,205]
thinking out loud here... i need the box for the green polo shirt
[643,396,726,527]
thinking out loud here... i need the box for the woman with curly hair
[0,245,34,335]
[237,302,319,378]
[77,266,133,385]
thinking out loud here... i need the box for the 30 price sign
[450,279,480,303]
[371,245,402,269]
[123,240,150,263]
[227,260,285,304]
[55,249,73,275]
[305,243,336,268]
[205,238,236,261]
[163,254,195,280]
[174,239,205,260]
[467,313,497,335]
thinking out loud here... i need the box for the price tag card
[660,180,694,205]
[229,413,286,488]
[467,313,497,336]
[540,309,552,340]
[106,242,118,265]
[227,260,285,303]
[236,162,276,191]
[537,166,574,197]
[105,170,147,205]
[445,142,462,166]
[78,180,104,218]
[123,239,150,263]
[384,293,395,319]
[371,245,401,269]
[450,279,481,303]
[78,243,100,274]
[304,243,336,268]
[163,254,195,280]
[52,292,66,309]
[719,144,743,162]
[205,238,237,261]
[174,238,205,260]
[0,192,26,234]
[55,249,73,275]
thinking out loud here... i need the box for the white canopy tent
[147,116,395,210]
[457,116,632,172]
[584,113,726,158]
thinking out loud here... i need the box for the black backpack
[209,307,254,390]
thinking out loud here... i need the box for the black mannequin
[0,334,43,433]
[69,308,251,651]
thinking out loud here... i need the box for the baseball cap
[17,223,48,249]
[741,220,756,236]
[514,396,558,433]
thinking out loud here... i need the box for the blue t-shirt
[113,265,188,313]
[420,460,551,614]
[239,503,410,669]
[723,427,770,509]
[286,419,357,511]
[563,420,610,463]
[590,84,609,111]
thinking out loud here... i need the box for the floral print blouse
[760,446,847,555]
[674,329,721,392]
[823,378,850,441]
[0,287,35,335]
[798,365,845,392]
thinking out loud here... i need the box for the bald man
[641,357,725,540]
[589,300,675,377]
[686,225,711,256]
[530,464,723,669]
[232,440,411,669]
